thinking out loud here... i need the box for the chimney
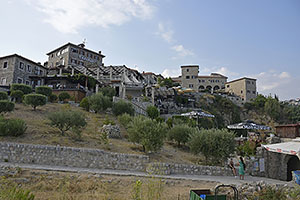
[78,43,85,48]
[98,51,102,55]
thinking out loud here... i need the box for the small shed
[275,123,300,138]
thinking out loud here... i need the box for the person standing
[239,156,246,180]
[229,158,237,177]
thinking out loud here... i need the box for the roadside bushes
[168,124,195,147]
[0,91,8,100]
[89,93,112,113]
[118,113,133,128]
[0,100,15,114]
[24,94,47,110]
[146,105,159,119]
[58,92,71,102]
[49,94,58,103]
[0,117,27,136]
[112,100,134,116]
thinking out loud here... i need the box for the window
[71,48,78,53]
[227,85,230,88]
[1,78,6,85]
[27,65,31,72]
[247,90,250,93]
[3,61,8,69]
[189,84,194,88]
[25,80,30,85]
[241,90,243,94]
[252,91,256,94]
[247,81,250,84]
[187,69,189,72]
[80,51,85,55]
[19,62,24,70]
[17,77,23,84]
[186,76,190,79]
[40,70,43,76]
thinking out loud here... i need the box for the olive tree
[168,124,195,147]
[24,94,47,110]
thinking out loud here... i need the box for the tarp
[227,120,271,130]
[262,142,300,158]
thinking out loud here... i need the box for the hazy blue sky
[0,0,299,100]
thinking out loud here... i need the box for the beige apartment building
[0,54,47,87]
[225,77,257,102]
[179,65,227,92]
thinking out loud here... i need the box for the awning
[262,142,300,158]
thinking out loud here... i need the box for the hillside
[2,103,201,165]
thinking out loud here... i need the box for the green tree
[10,90,24,103]
[189,128,235,165]
[146,105,159,119]
[0,118,27,137]
[168,124,195,147]
[112,100,134,116]
[79,97,90,111]
[89,93,112,113]
[99,87,116,99]
[0,100,15,115]
[48,110,87,136]
[118,113,133,128]
[252,94,267,109]
[0,92,8,100]
[10,84,32,94]
[24,94,46,110]
[128,116,167,152]
[35,86,52,97]
[264,97,280,120]
[49,94,58,103]
[58,92,71,102]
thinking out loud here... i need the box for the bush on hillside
[10,84,32,94]
[146,105,160,119]
[0,100,15,114]
[0,92,8,100]
[49,93,58,103]
[36,86,52,97]
[118,113,133,128]
[264,97,280,120]
[0,185,35,200]
[112,100,134,116]
[168,124,195,147]
[188,128,235,165]
[127,116,167,152]
[24,94,46,110]
[89,93,112,113]
[79,97,90,111]
[58,92,71,102]
[10,90,24,103]
[48,110,87,136]
[0,118,27,137]
[99,87,116,99]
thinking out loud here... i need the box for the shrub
[35,86,52,97]
[118,113,133,128]
[10,84,32,94]
[24,94,47,110]
[0,185,35,200]
[146,105,160,119]
[48,110,87,136]
[168,124,194,147]
[99,87,116,99]
[188,128,235,165]
[128,116,167,152]
[58,92,71,102]
[49,94,58,103]
[0,118,27,136]
[89,93,112,113]
[248,185,287,200]
[103,117,116,125]
[112,100,134,116]
[0,100,15,114]
[10,90,24,103]
[79,97,90,111]
[0,92,8,100]
[237,140,256,157]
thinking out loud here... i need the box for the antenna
[83,38,87,46]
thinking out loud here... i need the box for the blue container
[293,171,300,185]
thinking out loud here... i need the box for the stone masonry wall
[0,142,149,172]
[0,142,237,177]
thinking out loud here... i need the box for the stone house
[275,123,300,138]
[225,77,257,102]
[0,54,47,88]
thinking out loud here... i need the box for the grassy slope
[2,103,200,164]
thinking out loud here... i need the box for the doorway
[287,155,300,181]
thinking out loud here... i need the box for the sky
[0,0,299,100]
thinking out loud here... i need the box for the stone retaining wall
[0,142,149,171]
[0,142,235,176]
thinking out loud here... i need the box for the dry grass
[2,103,202,164]
[1,168,218,200]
